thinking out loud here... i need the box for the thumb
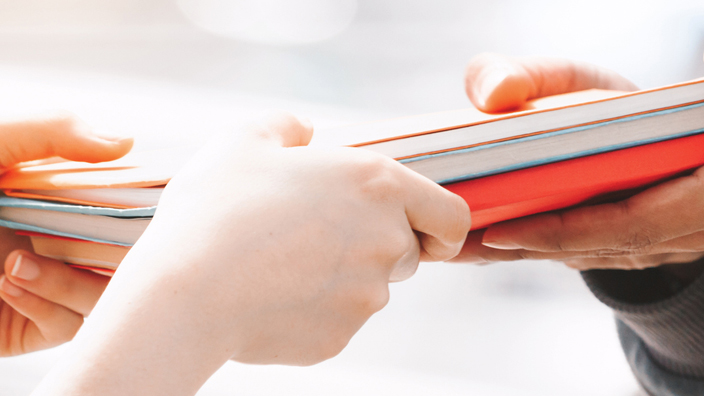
[465,53,639,113]
[0,113,133,168]
[243,111,314,149]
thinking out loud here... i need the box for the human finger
[563,252,704,271]
[234,111,314,149]
[481,170,704,254]
[464,53,638,113]
[451,229,596,263]
[4,250,109,317]
[0,113,133,168]
[0,275,83,353]
[388,231,421,282]
[395,164,471,262]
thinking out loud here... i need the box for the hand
[0,113,131,355]
[33,112,470,396]
[454,53,704,272]
[0,250,109,356]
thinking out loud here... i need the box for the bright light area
[177,0,357,44]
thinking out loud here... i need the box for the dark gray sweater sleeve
[582,267,704,395]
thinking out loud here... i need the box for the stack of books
[0,79,703,274]
[0,150,182,275]
[329,78,704,229]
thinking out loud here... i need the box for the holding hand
[455,53,704,272]
[0,113,131,356]
[34,112,471,396]
[0,250,109,356]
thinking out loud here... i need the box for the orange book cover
[18,231,126,275]
[0,147,189,208]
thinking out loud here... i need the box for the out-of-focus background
[0,1,703,395]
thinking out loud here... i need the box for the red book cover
[447,133,704,230]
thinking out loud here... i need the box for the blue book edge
[0,196,155,217]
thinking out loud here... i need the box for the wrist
[32,250,233,396]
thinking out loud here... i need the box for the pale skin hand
[0,114,132,356]
[453,53,704,274]
[32,112,471,396]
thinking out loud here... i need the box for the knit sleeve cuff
[583,267,704,378]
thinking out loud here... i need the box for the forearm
[31,241,233,396]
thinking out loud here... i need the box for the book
[446,132,704,229]
[0,148,187,208]
[0,79,701,272]
[404,101,704,184]
[0,197,152,245]
[316,78,704,228]
[16,187,163,208]
[21,232,127,274]
[333,80,704,160]
[0,206,149,245]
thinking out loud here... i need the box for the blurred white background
[0,1,703,395]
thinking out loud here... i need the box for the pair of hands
[8,52,704,393]
[31,113,470,395]
[0,115,132,356]
[455,53,704,281]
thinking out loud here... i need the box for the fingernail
[94,130,132,143]
[476,69,510,107]
[0,275,23,297]
[11,255,40,281]
[482,240,523,250]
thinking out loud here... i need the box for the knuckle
[612,200,660,253]
[365,286,390,313]
[350,284,391,316]
[318,336,349,362]
[389,230,416,258]
[349,153,401,202]
[593,249,630,257]
[620,231,657,254]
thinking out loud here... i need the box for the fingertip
[466,53,531,113]
[481,226,523,250]
[479,72,531,113]
[251,111,315,148]
[296,116,314,134]
[294,115,314,147]
[78,135,134,163]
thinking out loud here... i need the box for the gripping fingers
[397,166,471,262]
[0,275,84,352]
[4,251,109,317]
[0,113,132,167]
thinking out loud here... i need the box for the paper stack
[2,79,704,273]
[0,149,183,276]
[327,78,704,229]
